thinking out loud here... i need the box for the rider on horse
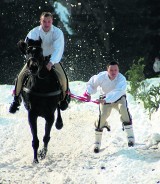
[9,12,70,113]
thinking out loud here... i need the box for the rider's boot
[94,129,103,153]
[9,96,21,114]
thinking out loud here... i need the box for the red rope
[67,91,99,104]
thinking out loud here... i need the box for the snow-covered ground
[0,80,160,184]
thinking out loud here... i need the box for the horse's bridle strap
[23,87,61,97]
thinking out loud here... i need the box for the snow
[0,80,160,184]
[53,2,73,35]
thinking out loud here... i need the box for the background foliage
[126,58,160,118]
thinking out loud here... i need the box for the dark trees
[0,0,160,84]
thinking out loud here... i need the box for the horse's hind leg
[38,115,54,160]
[28,112,39,163]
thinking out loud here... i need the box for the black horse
[18,37,63,163]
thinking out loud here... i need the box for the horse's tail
[55,105,63,130]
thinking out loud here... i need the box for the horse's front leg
[55,106,63,130]
[38,115,54,160]
[28,111,39,163]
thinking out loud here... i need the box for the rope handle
[67,91,100,104]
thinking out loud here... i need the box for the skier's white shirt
[86,71,127,103]
[26,25,64,64]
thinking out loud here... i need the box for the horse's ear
[17,40,27,55]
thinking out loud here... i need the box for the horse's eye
[27,47,33,54]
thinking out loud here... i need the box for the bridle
[26,46,44,78]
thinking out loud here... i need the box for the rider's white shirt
[86,71,127,103]
[26,25,64,64]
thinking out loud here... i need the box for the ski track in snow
[0,83,160,184]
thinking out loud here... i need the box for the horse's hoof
[38,148,47,160]
[33,159,39,164]
[55,122,63,130]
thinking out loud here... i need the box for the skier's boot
[123,122,135,147]
[94,129,103,153]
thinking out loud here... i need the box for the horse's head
[18,37,44,75]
